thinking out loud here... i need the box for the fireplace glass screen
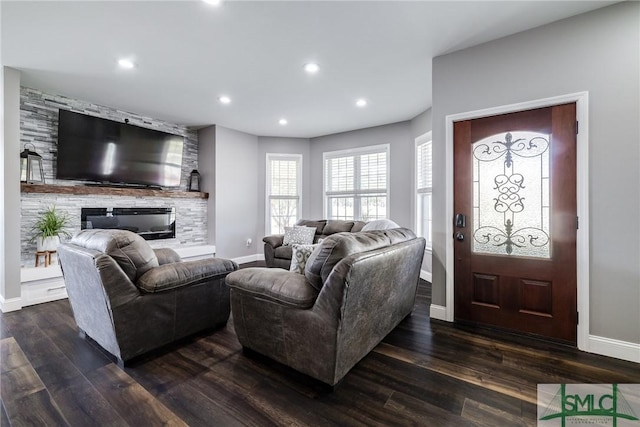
[81,207,176,240]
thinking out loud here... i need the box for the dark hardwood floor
[2,262,639,426]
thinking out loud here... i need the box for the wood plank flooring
[1,263,639,426]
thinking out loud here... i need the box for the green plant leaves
[29,206,71,242]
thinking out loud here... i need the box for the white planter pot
[36,236,60,252]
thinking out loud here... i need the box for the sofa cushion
[283,226,316,246]
[304,229,416,291]
[296,219,327,235]
[289,244,318,275]
[226,268,319,309]
[361,219,400,231]
[71,229,158,281]
[351,221,367,232]
[137,258,238,293]
[323,220,354,235]
[274,245,293,260]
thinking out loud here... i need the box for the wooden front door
[453,104,577,343]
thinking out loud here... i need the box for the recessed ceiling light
[118,58,135,69]
[202,0,222,6]
[356,99,368,107]
[219,96,231,104]
[304,63,320,74]
[279,118,288,125]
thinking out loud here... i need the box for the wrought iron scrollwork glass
[472,131,551,258]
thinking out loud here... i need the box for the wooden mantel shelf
[21,183,209,199]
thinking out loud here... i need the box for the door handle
[455,232,465,241]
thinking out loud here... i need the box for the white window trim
[265,153,302,235]
[415,131,433,252]
[322,144,390,221]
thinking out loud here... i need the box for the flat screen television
[56,109,184,188]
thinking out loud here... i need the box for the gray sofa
[226,228,425,386]
[58,229,238,365]
[263,219,367,269]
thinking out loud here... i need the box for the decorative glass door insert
[472,131,551,258]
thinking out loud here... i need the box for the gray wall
[1,67,22,304]
[213,125,259,259]
[309,121,414,229]
[198,125,216,245]
[410,109,432,139]
[256,136,311,252]
[432,2,640,343]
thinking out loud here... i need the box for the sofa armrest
[137,258,238,293]
[153,248,182,265]
[263,234,284,248]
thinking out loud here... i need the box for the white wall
[1,67,22,311]
[213,126,259,260]
[256,137,311,252]
[309,121,414,228]
[432,2,640,343]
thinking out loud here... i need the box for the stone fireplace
[21,187,208,267]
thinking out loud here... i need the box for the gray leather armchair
[58,229,237,365]
[227,228,425,386]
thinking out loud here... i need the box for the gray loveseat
[263,219,367,269]
[58,229,238,365]
[226,228,425,386]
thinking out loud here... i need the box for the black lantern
[20,143,45,184]
[188,169,201,192]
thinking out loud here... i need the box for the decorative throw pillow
[283,226,316,246]
[361,218,400,231]
[289,244,318,274]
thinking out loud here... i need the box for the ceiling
[2,1,615,138]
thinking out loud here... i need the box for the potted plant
[29,206,71,252]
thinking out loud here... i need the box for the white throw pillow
[283,226,316,246]
[290,244,318,274]
[361,219,400,231]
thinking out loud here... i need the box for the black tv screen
[56,109,184,188]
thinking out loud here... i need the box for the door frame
[443,92,590,351]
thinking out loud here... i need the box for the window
[266,154,301,234]
[324,144,389,221]
[416,134,432,249]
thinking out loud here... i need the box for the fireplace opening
[81,207,176,240]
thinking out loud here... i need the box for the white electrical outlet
[246,238,252,247]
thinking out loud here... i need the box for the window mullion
[354,155,361,220]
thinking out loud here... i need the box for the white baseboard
[429,304,448,321]
[588,335,640,363]
[232,254,265,265]
[420,269,432,283]
[0,295,22,313]
[174,245,216,260]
